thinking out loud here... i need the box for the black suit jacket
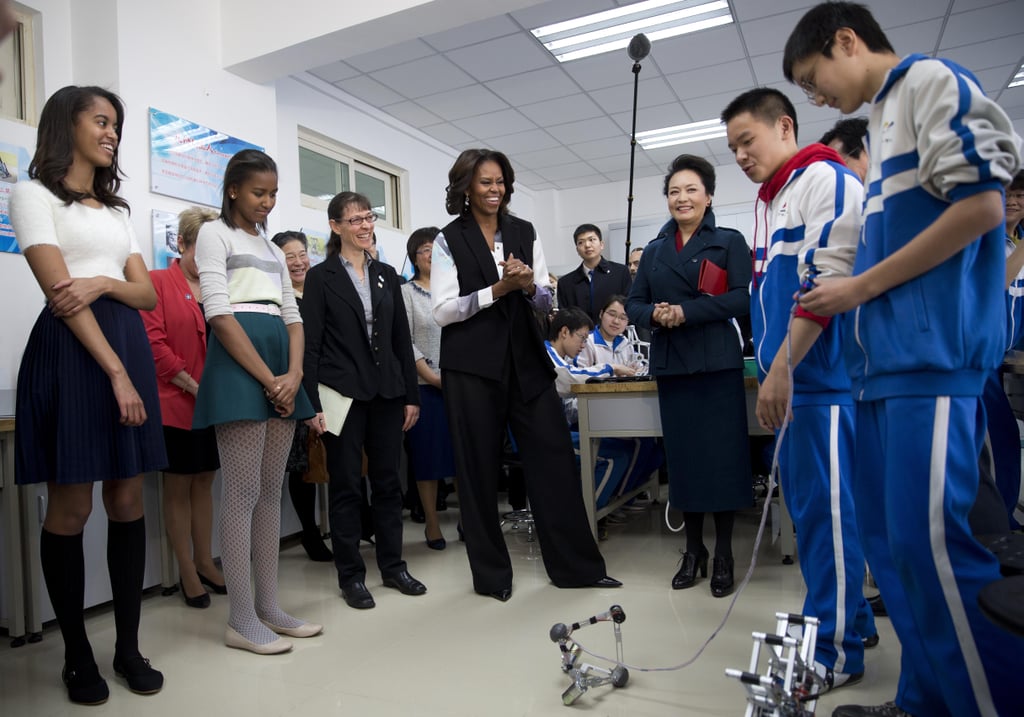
[557,257,632,323]
[626,212,751,376]
[301,254,419,409]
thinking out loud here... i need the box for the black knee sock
[40,529,94,668]
[713,510,734,561]
[683,512,706,555]
[106,517,146,659]
[288,471,319,535]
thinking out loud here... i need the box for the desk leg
[576,396,599,540]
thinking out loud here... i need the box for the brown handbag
[303,431,329,484]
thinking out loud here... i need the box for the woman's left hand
[48,277,108,317]
[500,254,534,291]
[268,371,302,407]
[402,404,420,431]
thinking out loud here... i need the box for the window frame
[0,5,37,125]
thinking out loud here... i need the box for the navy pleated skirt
[192,311,314,428]
[15,297,167,485]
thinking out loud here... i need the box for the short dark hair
[573,224,602,244]
[271,230,308,250]
[783,2,894,83]
[325,191,372,257]
[662,154,716,196]
[30,85,129,212]
[819,117,868,158]
[1011,171,1024,193]
[549,307,593,341]
[221,149,277,230]
[445,148,515,216]
[721,88,800,143]
[406,226,440,278]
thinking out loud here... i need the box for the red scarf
[758,143,844,203]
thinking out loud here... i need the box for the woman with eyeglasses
[432,148,620,601]
[301,192,425,610]
[578,294,639,373]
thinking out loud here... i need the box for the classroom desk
[0,417,26,645]
[572,378,795,560]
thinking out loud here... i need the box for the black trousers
[322,396,406,587]
[443,366,606,593]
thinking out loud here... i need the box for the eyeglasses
[798,37,834,104]
[415,246,433,256]
[573,331,590,341]
[604,311,628,322]
[1007,191,1024,202]
[335,212,379,227]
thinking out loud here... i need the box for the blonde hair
[177,206,219,248]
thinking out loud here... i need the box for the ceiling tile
[562,51,640,92]
[586,153,652,174]
[370,55,477,99]
[536,161,596,181]
[941,4,1022,49]
[555,175,606,190]
[334,74,406,106]
[420,122,477,146]
[380,101,444,128]
[751,51,786,87]
[884,18,944,58]
[870,0,951,27]
[422,14,522,52]
[487,128,564,154]
[546,116,624,144]
[445,34,554,83]
[952,0,1014,11]
[665,59,756,101]
[347,39,436,73]
[488,66,585,106]
[645,24,747,72]
[415,85,512,121]
[518,93,604,126]
[589,77,678,115]
[611,100,691,133]
[308,61,361,84]
[739,10,810,57]
[943,34,1024,71]
[510,0,617,30]
[514,145,583,170]
[568,136,631,160]
[452,108,538,139]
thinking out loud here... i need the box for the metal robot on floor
[549,604,629,705]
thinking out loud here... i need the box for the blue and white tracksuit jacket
[752,155,873,674]
[851,53,1023,717]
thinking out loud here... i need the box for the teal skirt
[193,312,314,428]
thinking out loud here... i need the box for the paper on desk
[318,383,353,436]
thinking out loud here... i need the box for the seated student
[578,295,639,372]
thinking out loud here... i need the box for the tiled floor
[0,490,901,716]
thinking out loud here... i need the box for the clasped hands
[652,302,684,328]
[498,254,534,292]
[264,372,301,417]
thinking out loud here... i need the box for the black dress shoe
[477,587,512,602]
[672,546,709,590]
[382,570,427,596]
[862,632,880,648]
[341,581,375,609]
[197,572,227,595]
[592,576,623,588]
[180,581,210,609]
[710,557,735,598]
[112,654,163,695]
[62,662,109,705]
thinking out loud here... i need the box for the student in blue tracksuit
[722,87,876,700]
[785,4,1024,716]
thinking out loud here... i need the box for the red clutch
[698,259,728,296]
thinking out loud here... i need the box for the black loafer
[112,654,164,695]
[62,663,109,705]
[477,587,512,602]
[382,570,427,596]
[592,576,623,588]
[341,581,376,609]
[862,632,880,648]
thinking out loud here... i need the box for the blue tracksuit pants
[854,396,1024,717]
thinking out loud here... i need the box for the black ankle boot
[301,530,333,562]
[672,546,709,589]
[710,557,735,598]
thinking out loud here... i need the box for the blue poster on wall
[0,142,33,254]
[149,108,262,208]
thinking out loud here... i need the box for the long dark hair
[29,85,129,212]
[325,191,371,258]
[220,149,277,231]
[444,148,515,216]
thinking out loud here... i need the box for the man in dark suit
[557,224,631,323]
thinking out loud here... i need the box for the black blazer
[438,213,555,402]
[626,212,751,376]
[557,257,632,323]
[301,254,419,409]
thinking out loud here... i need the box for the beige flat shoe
[261,620,324,638]
[224,626,293,654]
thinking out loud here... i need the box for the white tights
[216,419,307,644]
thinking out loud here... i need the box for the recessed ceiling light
[531,0,733,63]
[1009,64,1024,88]
[636,118,727,150]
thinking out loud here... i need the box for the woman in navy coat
[626,154,752,598]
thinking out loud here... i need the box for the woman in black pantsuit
[302,192,425,610]
[431,149,620,601]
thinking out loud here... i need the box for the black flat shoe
[112,654,164,695]
[592,576,623,588]
[340,581,375,609]
[862,632,880,648]
[62,663,109,705]
[382,570,427,596]
[180,581,210,609]
[672,546,709,590]
[710,557,735,598]
[301,531,333,562]
[477,587,512,602]
[425,530,446,551]
[197,572,227,595]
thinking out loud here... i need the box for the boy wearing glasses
[784,3,1023,716]
[722,86,875,701]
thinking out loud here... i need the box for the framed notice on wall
[0,142,32,254]
[149,108,262,208]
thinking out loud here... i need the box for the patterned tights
[215,419,307,645]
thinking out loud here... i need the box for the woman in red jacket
[142,207,225,608]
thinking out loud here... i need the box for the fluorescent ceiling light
[531,0,733,63]
[1009,64,1024,88]
[636,118,727,150]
